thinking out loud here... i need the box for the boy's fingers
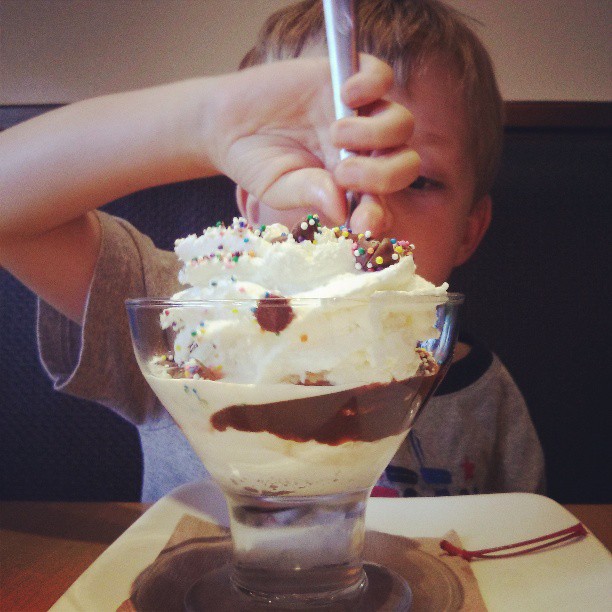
[331,102,414,151]
[342,54,394,108]
[334,149,421,194]
[260,167,347,226]
[347,194,388,237]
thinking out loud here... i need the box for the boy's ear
[453,194,492,267]
[235,186,260,223]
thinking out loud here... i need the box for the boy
[235,1,546,497]
[0,0,544,501]
[238,0,545,497]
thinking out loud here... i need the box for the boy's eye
[409,176,443,190]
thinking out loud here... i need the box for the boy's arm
[0,55,418,323]
[0,214,101,324]
[36,211,182,425]
[0,79,220,323]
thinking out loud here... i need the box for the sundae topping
[416,347,438,375]
[153,354,223,380]
[355,237,397,271]
[159,216,447,385]
[332,227,415,272]
[291,213,322,243]
[254,293,295,334]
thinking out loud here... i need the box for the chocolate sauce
[210,373,442,445]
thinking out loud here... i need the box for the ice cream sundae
[126,213,463,606]
[134,215,449,497]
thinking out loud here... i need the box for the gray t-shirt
[38,211,545,501]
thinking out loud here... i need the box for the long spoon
[322,0,360,227]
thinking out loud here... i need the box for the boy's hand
[0,54,418,323]
[203,55,420,226]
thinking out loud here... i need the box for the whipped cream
[160,216,447,386]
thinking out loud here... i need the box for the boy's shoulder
[433,333,531,419]
[425,333,537,440]
[434,333,494,397]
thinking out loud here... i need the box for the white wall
[446,0,611,102]
[1,0,610,104]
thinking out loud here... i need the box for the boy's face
[373,61,492,285]
[238,59,491,286]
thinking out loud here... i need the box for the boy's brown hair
[240,0,503,203]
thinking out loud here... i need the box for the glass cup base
[184,562,412,611]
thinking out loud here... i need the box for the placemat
[118,514,486,611]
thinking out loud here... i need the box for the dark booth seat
[1,113,610,503]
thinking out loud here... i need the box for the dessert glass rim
[125,292,465,308]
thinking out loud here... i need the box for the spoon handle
[323,0,358,153]
[323,0,360,225]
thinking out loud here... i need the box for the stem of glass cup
[225,488,370,604]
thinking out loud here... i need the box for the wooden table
[1,502,610,611]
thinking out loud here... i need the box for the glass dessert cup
[126,294,463,610]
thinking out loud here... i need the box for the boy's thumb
[260,167,347,227]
